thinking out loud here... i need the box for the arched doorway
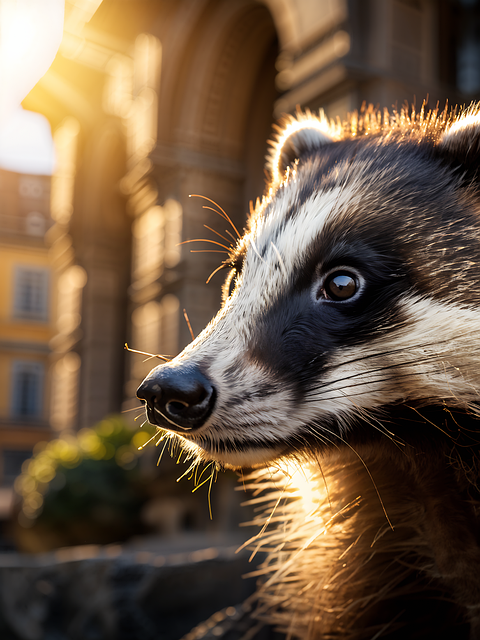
[127,0,279,393]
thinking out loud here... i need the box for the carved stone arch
[261,0,349,53]
[130,0,279,359]
[175,1,277,160]
[260,0,297,50]
[157,0,278,170]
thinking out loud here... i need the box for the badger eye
[322,271,358,301]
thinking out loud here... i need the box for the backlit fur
[142,104,480,638]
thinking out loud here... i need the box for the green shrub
[13,416,156,551]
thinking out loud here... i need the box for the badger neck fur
[138,104,480,639]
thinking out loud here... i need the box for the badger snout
[136,364,216,432]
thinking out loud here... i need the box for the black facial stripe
[244,251,411,398]
[221,386,280,410]
[260,137,480,307]
[195,131,480,462]
[240,144,458,400]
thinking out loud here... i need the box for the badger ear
[437,108,480,182]
[268,111,337,184]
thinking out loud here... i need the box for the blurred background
[0,0,480,638]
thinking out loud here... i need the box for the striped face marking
[141,112,480,468]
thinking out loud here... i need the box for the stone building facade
[24,0,480,430]
[0,168,54,508]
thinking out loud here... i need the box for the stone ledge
[0,539,259,640]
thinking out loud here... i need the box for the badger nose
[136,364,216,432]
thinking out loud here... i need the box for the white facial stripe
[304,295,480,424]
[181,177,362,365]
[181,294,480,462]
[178,185,350,379]
[253,185,343,272]
[218,185,344,335]
[154,149,480,465]
[179,189,354,448]
[201,361,299,441]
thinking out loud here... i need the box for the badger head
[137,106,480,469]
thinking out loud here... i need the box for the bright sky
[0,107,56,175]
[0,0,64,175]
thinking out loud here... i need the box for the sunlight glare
[0,0,64,124]
[0,107,56,174]
[279,460,322,517]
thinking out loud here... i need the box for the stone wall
[0,542,259,640]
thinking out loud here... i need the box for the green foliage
[14,416,156,546]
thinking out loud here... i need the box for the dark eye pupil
[325,272,357,301]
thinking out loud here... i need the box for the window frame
[10,360,45,420]
[12,265,50,322]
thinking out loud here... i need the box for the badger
[137,104,480,639]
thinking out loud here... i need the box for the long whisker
[156,438,170,466]
[202,209,240,245]
[295,429,338,450]
[313,331,480,373]
[153,406,191,431]
[142,355,162,363]
[403,404,456,441]
[204,225,232,245]
[304,358,470,403]
[183,308,195,341]
[311,450,332,511]
[189,194,241,239]
[137,432,161,450]
[124,343,171,362]
[224,229,238,245]
[337,390,405,449]
[206,263,227,284]
[178,238,231,250]
[305,352,457,396]
[176,460,198,483]
[237,486,288,559]
[207,464,217,520]
[190,249,230,254]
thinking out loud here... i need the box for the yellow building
[0,167,54,509]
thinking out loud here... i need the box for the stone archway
[126,0,279,395]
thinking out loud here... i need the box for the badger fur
[137,104,480,639]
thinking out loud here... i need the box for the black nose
[136,364,216,432]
